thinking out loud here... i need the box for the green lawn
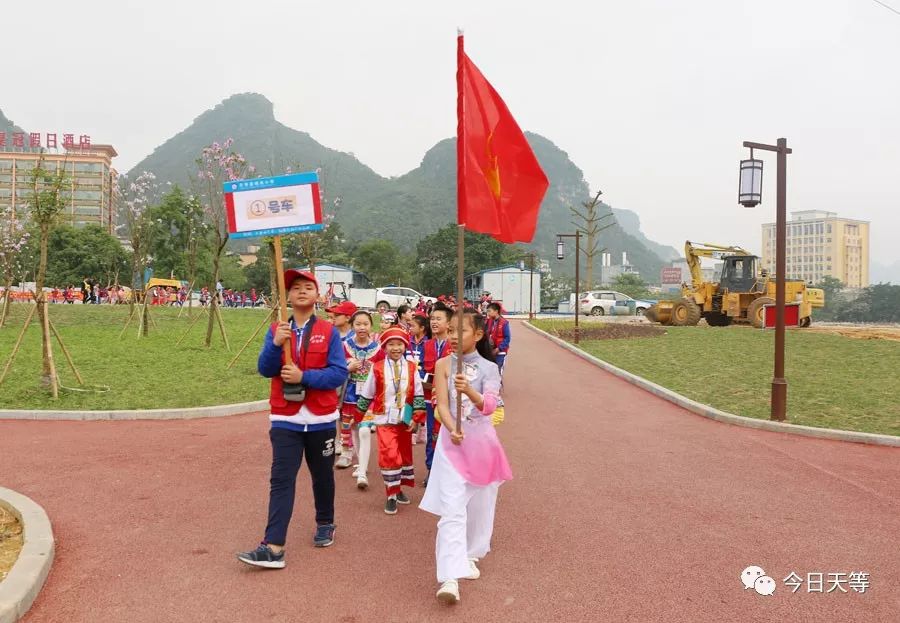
[532,319,900,437]
[0,304,278,410]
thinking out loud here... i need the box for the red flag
[457,34,549,244]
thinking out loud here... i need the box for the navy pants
[425,403,437,471]
[264,426,336,546]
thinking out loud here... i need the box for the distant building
[0,144,119,233]
[464,264,541,314]
[295,263,372,289]
[598,251,639,286]
[761,210,869,288]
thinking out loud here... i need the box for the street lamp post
[739,138,792,422]
[518,252,538,320]
[556,231,582,344]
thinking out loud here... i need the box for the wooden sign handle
[272,236,291,361]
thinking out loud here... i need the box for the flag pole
[455,29,466,435]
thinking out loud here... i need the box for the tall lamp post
[738,138,792,422]
[517,252,538,320]
[556,231,582,344]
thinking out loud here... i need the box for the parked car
[579,290,654,316]
[326,282,436,312]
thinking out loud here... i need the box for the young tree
[570,190,616,290]
[195,138,251,347]
[354,239,412,286]
[611,273,651,299]
[116,171,158,336]
[0,203,29,328]
[24,153,69,395]
[149,186,210,311]
[415,223,521,295]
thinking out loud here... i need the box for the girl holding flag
[420,309,511,603]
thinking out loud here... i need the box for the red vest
[268,318,340,416]
[487,316,508,352]
[422,338,453,400]
[367,359,418,415]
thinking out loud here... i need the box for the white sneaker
[351,467,360,478]
[436,580,460,604]
[335,455,352,469]
[464,559,480,580]
[356,474,368,490]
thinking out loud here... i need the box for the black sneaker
[314,523,335,547]
[396,491,411,505]
[384,497,398,515]
[236,543,285,569]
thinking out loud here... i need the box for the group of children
[239,271,513,605]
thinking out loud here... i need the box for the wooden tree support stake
[48,318,84,386]
[0,303,37,385]
[226,307,276,369]
[176,307,209,345]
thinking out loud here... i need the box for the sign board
[763,302,801,329]
[660,267,683,285]
[224,172,323,239]
[0,131,91,149]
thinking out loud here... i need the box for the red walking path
[1,322,898,622]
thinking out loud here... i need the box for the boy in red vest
[485,302,511,375]
[357,327,426,515]
[237,269,349,569]
[421,303,454,484]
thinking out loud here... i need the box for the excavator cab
[718,255,760,293]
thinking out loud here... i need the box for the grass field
[0,304,280,410]
[532,319,900,437]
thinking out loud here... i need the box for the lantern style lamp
[556,237,565,260]
[738,155,763,207]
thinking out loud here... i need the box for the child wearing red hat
[356,326,427,515]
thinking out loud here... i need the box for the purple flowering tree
[116,171,158,336]
[0,203,29,328]
[195,138,250,348]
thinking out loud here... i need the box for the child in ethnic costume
[357,327,427,515]
[408,314,431,445]
[420,310,512,603]
[336,311,383,490]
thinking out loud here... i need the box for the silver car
[579,290,652,316]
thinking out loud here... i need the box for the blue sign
[223,172,318,194]
[230,223,324,239]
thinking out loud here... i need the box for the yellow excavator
[645,241,825,328]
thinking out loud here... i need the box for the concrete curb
[0,488,54,623]
[0,400,269,421]
[523,321,900,448]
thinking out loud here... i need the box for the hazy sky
[5,0,899,265]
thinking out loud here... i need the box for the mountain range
[5,95,682,281]
[127,93,679,280]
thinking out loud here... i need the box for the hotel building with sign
[761,210,870,288]
[0,136,119,234]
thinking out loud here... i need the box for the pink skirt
[439,416,512,486]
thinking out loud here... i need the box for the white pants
[351,425,372,473]
[434,476,499,582]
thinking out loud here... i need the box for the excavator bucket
[647,301,675,325]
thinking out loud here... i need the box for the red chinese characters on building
[13,133,25,148]
[29,133,41,148]
[46,133,57,148]
[78,135,91,149]
[0,132,6,147]
[62,134,75,149]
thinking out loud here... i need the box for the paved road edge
[0,488,54,623]
[0,400,269,421]
[523,321,900,448]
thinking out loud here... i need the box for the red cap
[283,269,318,291]
[325,300,358,316]
[379,326,410,350]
